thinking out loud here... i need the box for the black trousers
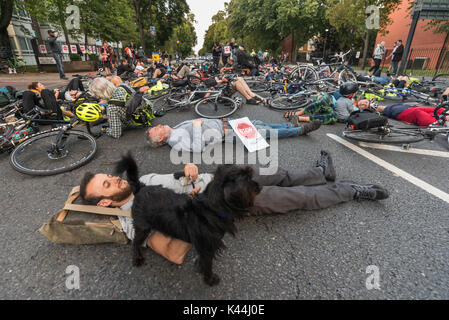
[248,166,355,216]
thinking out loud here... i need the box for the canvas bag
[39,186,131,245]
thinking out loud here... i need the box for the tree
[0,0,15,63]
[163,13,197,57]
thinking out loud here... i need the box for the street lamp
[322,29,329,62]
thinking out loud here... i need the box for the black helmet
[340,82,358,97]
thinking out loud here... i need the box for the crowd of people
[13,33,448,278]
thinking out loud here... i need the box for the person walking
[369,41,386,76]
[47,30,68,80]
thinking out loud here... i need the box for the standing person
[212,42,221,68]
[47,30,68,80]
[107,45,115,70]
[175,51,180,63]
[136,46,145,61]
[386,41,397,75]
[391,40,404,76]
[369,41,386,76]
[124,44,133,65]
[222,42,232,62]
[100,41,111,75]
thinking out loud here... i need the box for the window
[16,36,33,54]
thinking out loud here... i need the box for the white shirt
[118,173,213,241]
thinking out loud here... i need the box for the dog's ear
[114,151,141,192]
[239,166,253,179]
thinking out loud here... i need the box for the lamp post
[322,29,329,62]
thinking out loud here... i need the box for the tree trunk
[133,0,146,53]
[361,30,370,70]
[291,31,296,63]
[0,0,14,61]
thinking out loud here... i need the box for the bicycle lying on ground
[151,74,243,119]
[1,103,100,176]
[343,101,449,148]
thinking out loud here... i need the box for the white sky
[186,0,227,54]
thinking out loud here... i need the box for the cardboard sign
[228,117,269,153]
[152,53,160,62]
[223,46,231,55]
[39,45,47,54]
[79,45,85,53]
[70,45,77,53]
[356,51,361,59]
[62,45,69,54]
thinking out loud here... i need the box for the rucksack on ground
[346,109,388,130]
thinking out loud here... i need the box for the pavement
[0,72,448,300]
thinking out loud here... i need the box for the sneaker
[246,97,259,105]
[341,181,389,201]
[300,120,321,135]
[316,150,336,182]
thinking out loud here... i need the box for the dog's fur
[115,154,261,286]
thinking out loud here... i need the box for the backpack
[39,186,129,245]
[346,109,388,130]
[0,86,17,107]
[129,76,148,88]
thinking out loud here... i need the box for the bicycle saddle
[33,106,53,116]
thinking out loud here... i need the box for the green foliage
[163,13,197,57]
[69,53,81,61]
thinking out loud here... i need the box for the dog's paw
[204,273,220,286]
[133,256,145,267]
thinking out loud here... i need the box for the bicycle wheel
[195,96,238,119]
[339,69,357,83]
[290,65,318,82]
[246,80,269,93]
[269,94,312,110]
[10,129,97,176]
[343,127,424,144]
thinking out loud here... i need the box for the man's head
[79,172,133,207]
[48,29,55,36]
[146,125,172,148]
[398,40,402,44]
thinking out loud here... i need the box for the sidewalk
[0,72,92,90]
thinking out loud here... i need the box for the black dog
[115,154,261,286]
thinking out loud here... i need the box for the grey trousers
[248,166,355,216]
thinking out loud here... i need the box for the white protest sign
[229,117,269,153]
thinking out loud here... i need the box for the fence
[377,47,449,77]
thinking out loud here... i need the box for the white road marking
[328,134,449,205]
[358,142,449,158]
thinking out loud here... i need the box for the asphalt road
[0,74,448,300]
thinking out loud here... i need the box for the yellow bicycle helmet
[75,103,102,122]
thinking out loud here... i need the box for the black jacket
[392,44,404,62]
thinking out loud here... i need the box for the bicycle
[151,74,243,119]
[343,101,449,148]
[2,105,99,176]
[7,56,27,73]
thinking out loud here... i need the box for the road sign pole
[398,8,420,75]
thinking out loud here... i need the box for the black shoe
[316,150,336,182]
[60,76,69,80]
[300,120,321,135]
[246,97,260,105]
[341,181,390,201]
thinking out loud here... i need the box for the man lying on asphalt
[146,118,322,152]
[79,151,389,264]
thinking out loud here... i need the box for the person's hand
[192,119,203,127]
[189,187,201,198]
[184,163,199,182]
[139,86,150,92]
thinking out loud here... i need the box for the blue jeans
[251,120,302,139]
[392,61,399,75]
[53,53,66,78]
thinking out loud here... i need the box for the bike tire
[269,94,312,110]
[195,96,238,119]
[343,127,424,144]
[10,129,97,176]
[246,80,269,93]
[339,69,357,83]
[290,65,319,82]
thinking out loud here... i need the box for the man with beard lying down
[79,151,389,264]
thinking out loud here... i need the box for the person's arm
[192,119,204,153]
[146,231,192,265]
